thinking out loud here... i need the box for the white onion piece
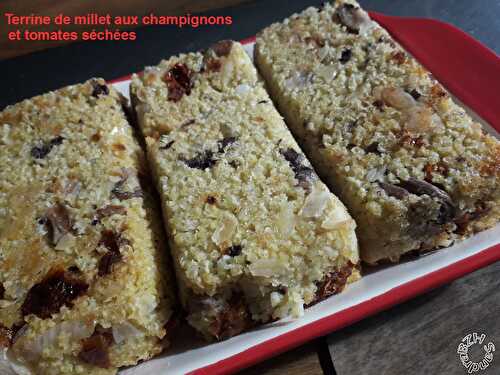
[365,166,387,182]
[12,321,93,362]
[112,322,144,344]
[300,184,330,218]
[212,212,238,247]
[249,259,286,278]
[277,204,295,234]
[315,65,337,82]
[284,71,310,90]
[321,204,352,230]
[234,84,251,95]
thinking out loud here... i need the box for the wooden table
[1,1,499,374]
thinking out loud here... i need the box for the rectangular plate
[113,37,500,375]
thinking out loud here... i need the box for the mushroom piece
[398,178,456,224]
[45,203,73,246]
[380,87,416,110]
[379,182,409,200]
[334,3,371,34]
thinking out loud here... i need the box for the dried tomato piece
[305,35,325,48]
[210,40,233,57]
[21,269,88,319]
[90,80,110,98]
[98,252,123,277]
[391,51,406,64]
[277,285,288,294]
[164,63,193,102]
[424,162,449,182]
[398,132,425,148]
[310,262,355,305]
[206,196,217,205]
[430,84,447,98]
[203,57,222,73]
[97,230,127,276]
[454,203,491,235]
[373,99,384,110]
[209,294,250,340]
[0,324,12,348]
[78,325,114,368]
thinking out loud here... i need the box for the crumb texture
[255,0,500,263]
[131,41,360,340]
[0,79,175,375]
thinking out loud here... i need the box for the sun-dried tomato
[204,57,222,73]
[310,262,355,305]
[210,40,233,57]
[454,203,491,235]
[164,63,193,102]
[21,269,88,319]
[78,325,114,368]
[373,100,384,111]
[208,294,250,340]
[0,324,12,348]
[97,230,127,276]
[98,252,123,276]
[424,162,449,182]
[90,80,109,98]
[391,51,406,64]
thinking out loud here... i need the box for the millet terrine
[0,79,176,375]
[255,1,500,263]
[130,41,360,340]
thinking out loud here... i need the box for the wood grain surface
[0,0,248,60]
[327,261,500,375]
[241,341,325,375]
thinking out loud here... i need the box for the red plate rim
[107,18,500,375]
[191,243,500,375]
